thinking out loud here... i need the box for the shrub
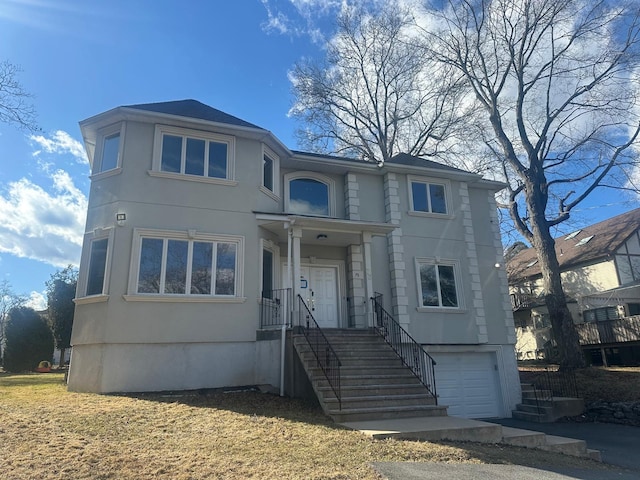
[3,307,54,373]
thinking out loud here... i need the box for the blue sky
[0,0,636,307]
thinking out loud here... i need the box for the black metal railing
[297,295,342,409]
[520,366,579,405]
[259,288,291,328]
[371,293,437,402]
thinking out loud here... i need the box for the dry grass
[0,373,602,480]
[574,367,640,403]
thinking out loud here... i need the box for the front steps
[513,383,585,422]
[293,329,445,423]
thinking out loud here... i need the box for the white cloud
[25,290,47,311]
[30,130,87,165]
[0,170,87,268]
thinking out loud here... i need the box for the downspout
[280,221,293,397]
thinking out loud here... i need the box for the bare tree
[427,0,640,368]
[289,2,471,167]
[0,280,26,362]
[0,60,37,131]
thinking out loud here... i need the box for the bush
[3,307,54,373]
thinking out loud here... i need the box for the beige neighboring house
[68,100,521,419]
[507,209,640,366]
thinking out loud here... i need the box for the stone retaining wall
[579,401,640,427]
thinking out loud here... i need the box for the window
[86,238,109,295]
[408,176,449,215]
[152,126,235,184]
[263,154,274,192]
[284,172,335,217]
[262,249,273,297]
[134,231,243,298]
[416,258,460,308]
[94,124,124,175]
[583,307,620,323]
[615,232,640,284]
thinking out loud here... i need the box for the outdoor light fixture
[316,234,328,240]
[116,213,126,226]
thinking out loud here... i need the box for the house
[507,209,640,366]
[68,99,521,419]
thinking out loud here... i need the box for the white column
[292,226,303,325]
[362,232,374,327]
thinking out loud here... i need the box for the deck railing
[259,288,292,328]
[371,293,437,402]
[297,295,342,409]
[575,315,640,345]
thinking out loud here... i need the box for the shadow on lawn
[0,371,66,387]
[125,387,341,428]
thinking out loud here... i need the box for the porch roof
[255,212,396,247]
[580,283,640,308]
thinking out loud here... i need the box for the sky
[0,0,637,309]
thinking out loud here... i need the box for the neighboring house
[507,209,640,366]
[67,99,521,419]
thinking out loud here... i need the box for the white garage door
[432,352,503,419]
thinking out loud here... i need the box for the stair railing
[259,288,292,328]
[520,366,579,410]
[297,295,342,410]
[371,293,437,403]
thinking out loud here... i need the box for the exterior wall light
[116,213,126,226]
[316,234,328,240]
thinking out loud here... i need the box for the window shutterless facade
[93,124,124,175]
[76,229,114,302]
[408,176,450,216]
[151,125,236,184]
[284,172,335,217]
[132,229,244,298]
[415,258,461,309]
[86,238,109,295]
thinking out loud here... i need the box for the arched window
[285,173,334,216]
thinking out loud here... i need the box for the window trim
[415,257,464,311]
[150,125,236,185]
[260,145,280,201]
[128,228,245,301]
[284,171,336,217]
[77,228,114,301]
[91,123,125,178]
[407,175,452,218]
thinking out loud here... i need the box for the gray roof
[507,208,640,283]
[124,99,265,130]
[387,153,472,174]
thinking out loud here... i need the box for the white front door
[300,266,339,328]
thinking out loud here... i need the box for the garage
[432,351,503,418]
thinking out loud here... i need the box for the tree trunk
[528,197,585,369]
[58,347,66,368]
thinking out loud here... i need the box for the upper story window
[615,231,640,285]
[415,257,462,310]
[130,229,244,300]
[93,124,124,176]
[261,146,279,199]
[408,176,450,216]
[151,125,236,185]
[284,172,335,217]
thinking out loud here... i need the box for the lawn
[0,373,603,480]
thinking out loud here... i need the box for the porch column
[292,226,303,326]
[362,232,374,327]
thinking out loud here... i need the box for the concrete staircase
[293,329,445,423]
[513,383,585,423]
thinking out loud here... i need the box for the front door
[300,266,339,328]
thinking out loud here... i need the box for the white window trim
[260,145,280,201]
[150,124,236,184]
[414,257,465,312]
[91,123,125,179]
[127,228,245,301]
[407,175,452,218]
[284,171,336,217]
[259,238,281,297]
[77,227,115,301]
